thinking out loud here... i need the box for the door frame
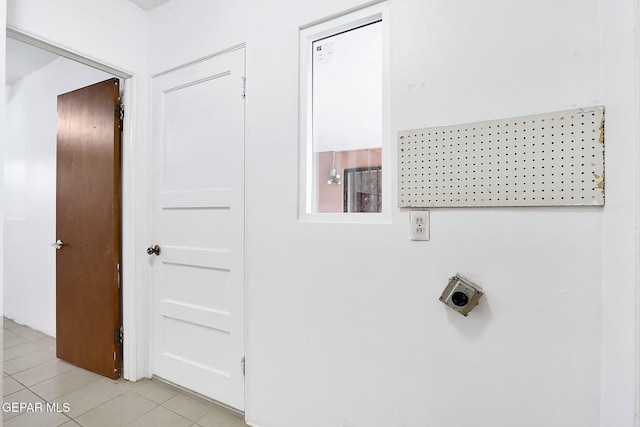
[5,27,151,381]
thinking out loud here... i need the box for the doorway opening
[4,31,132,378]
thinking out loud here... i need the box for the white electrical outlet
[410,210,429,241]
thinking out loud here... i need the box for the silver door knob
[52,240,64,250]
[147,245,161,256]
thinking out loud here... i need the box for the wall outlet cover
[410,210,429,241]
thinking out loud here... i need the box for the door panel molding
[151,47,246,410]
[162,300,231,332]
[161,247,231,270]
[160,189,231,208]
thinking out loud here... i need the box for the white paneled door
[151,48,245,410]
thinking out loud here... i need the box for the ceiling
[6,37,58,86]
[6,0,171,85]
[128,0,171,11]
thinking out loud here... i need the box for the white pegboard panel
[398,106,605,208]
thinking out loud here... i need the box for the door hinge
[117,263,121,289]
[241,356,245,376]
[241,77,246,99]
[115,326,123,344]
[116,104,124,129]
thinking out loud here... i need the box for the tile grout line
[3,344,54,362]
[119,396,163,426]
[3,317,249,427]
[3,350,59,376]
[11,365,83,390]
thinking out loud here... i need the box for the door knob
[147,245,161,256]
[52,240,64,250]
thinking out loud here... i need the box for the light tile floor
[3,317,249,427]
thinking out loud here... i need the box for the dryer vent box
[439,275,483,317]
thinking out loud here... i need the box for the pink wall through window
[316,148,382,212]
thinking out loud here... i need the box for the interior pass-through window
[299,4,388,219]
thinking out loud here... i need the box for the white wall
[147,1,634,426]
[2,0,636,426]
[0,0,7,379]
[3,57,114,336]
[6,0,147,75]
[599,0,639,424]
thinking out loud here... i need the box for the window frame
[298,2,390,224]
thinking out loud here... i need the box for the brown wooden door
[56,78,122,379]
